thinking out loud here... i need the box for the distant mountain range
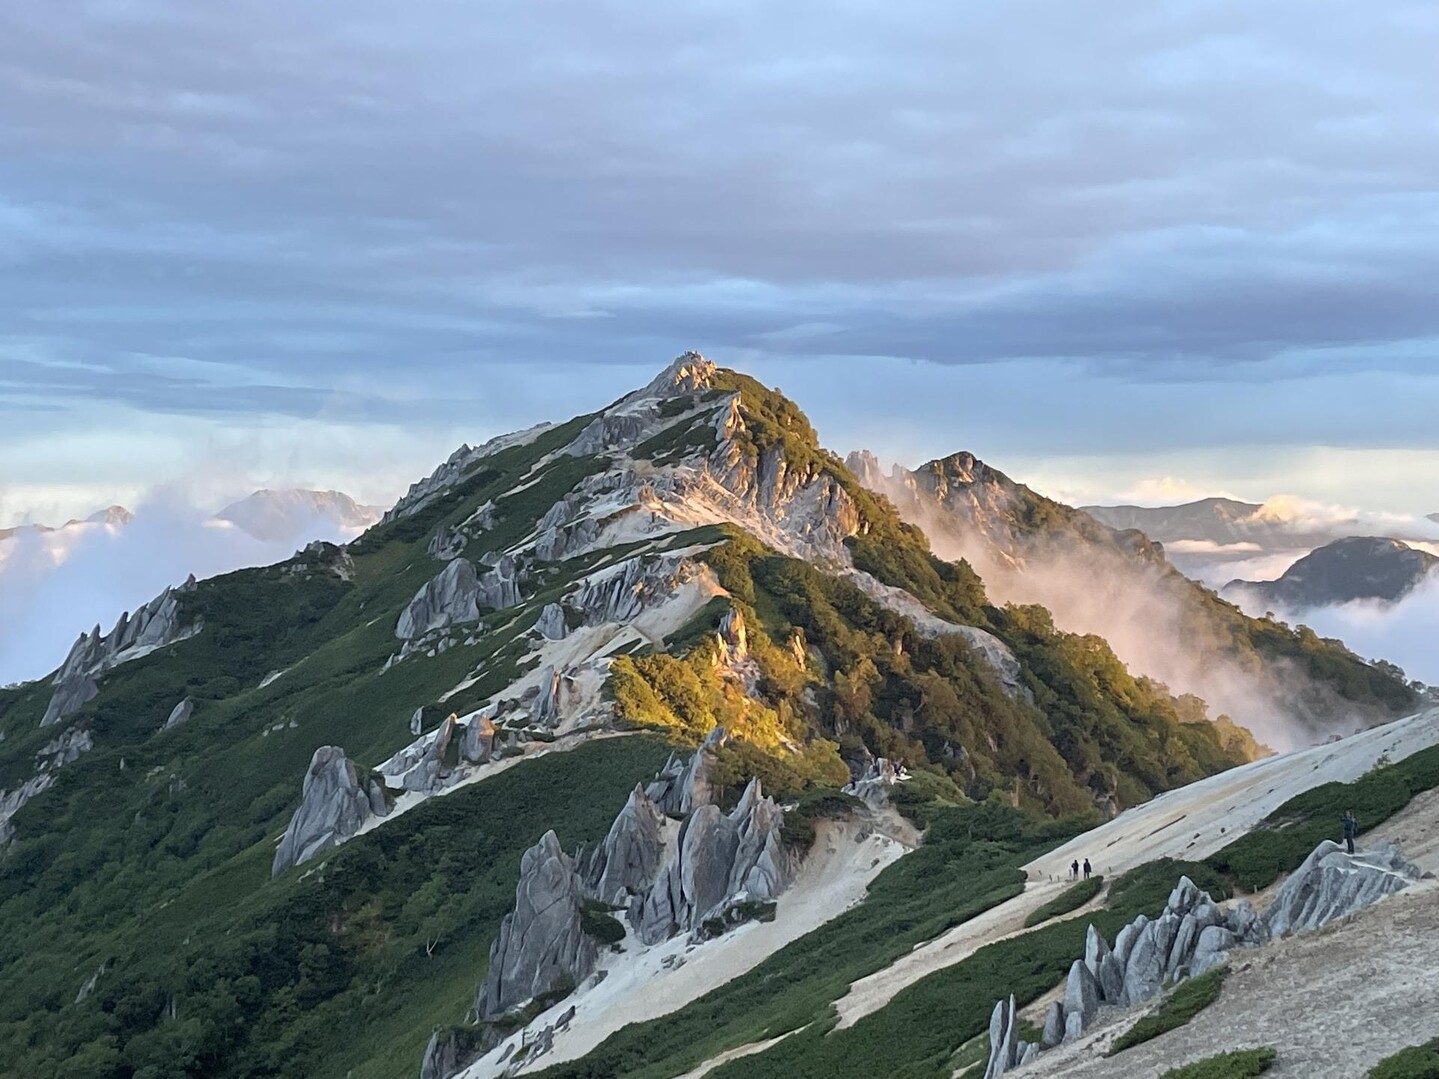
[1080,497,1265,545]
[212,489,382,543]
[0,506,133,543]
[1,490,381,548]
[1224,537,1439,612]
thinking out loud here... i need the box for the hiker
[1070,859,1079,881]
[1342,811,1358,855]
[1082,858,1092,880]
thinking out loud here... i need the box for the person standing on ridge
[1082,858,1092,880]
[1342,811,1358,855]
[1070,859,1079,881]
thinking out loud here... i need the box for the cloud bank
[3,0,1439,518]
[0,492,371,686]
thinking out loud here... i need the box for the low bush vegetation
[1023,875,1104,928]
[1108,967,1228,1055]
[1369,1037,1439,1079]
[1160,1047,1277,1079]
[1206,742,1439,892]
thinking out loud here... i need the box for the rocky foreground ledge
[983,839,1428,1078]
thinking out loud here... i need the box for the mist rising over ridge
[847,450,1407,751]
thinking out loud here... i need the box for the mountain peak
[1224,534,1439,611]
[639,351,718,398]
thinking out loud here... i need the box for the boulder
[477,831,596,1019]
[1263,840,1422,938]
[1083,924,1111,989]
[461,713,497,764]
[1121,920,1165,1006]
[396,559,482,639]
[271,747,384,875]
[1167,876,1202,918]
[162,697,194,731]
[1226,899,1266,944]
[1113,916,1147,967]
[475,553,527,610]
[1190,926,1237,977]
[420,1030,462,1079]
[1098,950,1126,1004]
[535,602,569,641]
[1041,1001,1065,1049]
[1064,959,1101,1025]
[533,666,563,727]
[984,995,1022,1079]
[1167,913,1200,978]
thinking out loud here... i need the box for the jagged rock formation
[271,747,388,876]
[1,726,96,844]
[583,785,667,906]
[477,831,597,1020]
[985,995,1030,1079]
[568,556,702,628]
[465,732,800,1053]
[634,777,792,945]
[1263,839,1424,936]
[162,697,194,731]
[42,578,199,726]
[645,726,727,816]
[428,525,467,561]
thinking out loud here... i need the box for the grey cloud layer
[3,0,1439,430]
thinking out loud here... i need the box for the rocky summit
[0,356,1428,1079]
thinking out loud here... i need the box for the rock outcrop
[1263,840,1423,937]
[843,756,903,809]
[475,553,528,610]
[477,831,597,1020]
[569,555,699,628]
[271,747,388,876]
[42,578,199,726]
[461,712,498,764]
[645,726,727,816]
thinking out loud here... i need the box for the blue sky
[3,0,1439,525]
